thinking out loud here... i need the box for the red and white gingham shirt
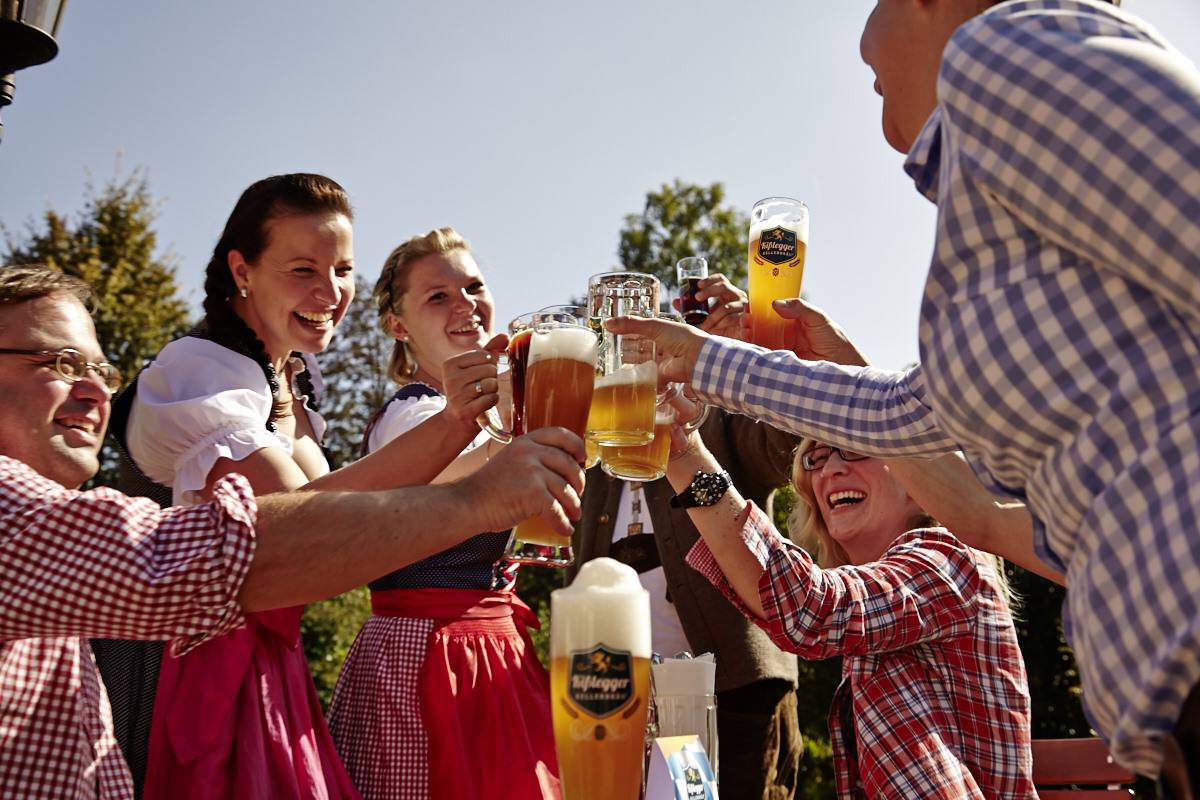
[0,456,256,799]
[687,502,1035,799]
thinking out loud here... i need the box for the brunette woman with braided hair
[327,228,560,800]
[102,176,503,800]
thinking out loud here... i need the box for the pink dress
[144,607,358,799]
[124,337,358,799]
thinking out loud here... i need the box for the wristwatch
[670,470,732,509]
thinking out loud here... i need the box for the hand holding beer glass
[486,313,597,567]
[747,197,809,351]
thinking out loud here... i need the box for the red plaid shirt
[687,503,1035,799]
[0,456,256,799]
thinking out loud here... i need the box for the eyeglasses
[0,348,123,392]
[799,444,868,472]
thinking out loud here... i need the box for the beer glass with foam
[746,197,809,351]
[538,306,601,469]
[599,386,708,482]
[551,558,652,800]
[504,320,598,567]
[586,272,660,447]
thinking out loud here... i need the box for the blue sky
[2,1,1198,370]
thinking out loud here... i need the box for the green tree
[301,278,393,706]
[314,275,393,470]
[3,167,192,487]
[617,180,749,290]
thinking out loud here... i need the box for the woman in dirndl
[327,227,559,800]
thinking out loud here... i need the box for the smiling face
[808,446,922,564]
[389,250,494,385]
[0,293,111,488]
[228,211,355,361]
[859,0,982,152]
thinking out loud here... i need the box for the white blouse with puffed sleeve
[126,337,329,506]
[366,383,488,456]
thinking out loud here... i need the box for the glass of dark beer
[676,256,709,326]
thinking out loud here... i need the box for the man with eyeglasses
[0,264,586,799]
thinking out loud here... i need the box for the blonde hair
[786,439,1017,610]
[372,227,471,385]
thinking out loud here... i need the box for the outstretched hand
[462,427,587,536]
[604,316,708,385]
[739,298,869,366]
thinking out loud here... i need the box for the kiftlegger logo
[567,645,634,718]
[757,226,798,265]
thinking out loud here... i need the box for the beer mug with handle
[746,197,808,351]
[586,272,660,448]
[599,384,708,482]
[503,315,598,567]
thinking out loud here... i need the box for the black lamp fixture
[0,0,68,144]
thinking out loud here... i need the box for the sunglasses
[0,347,123,393]
[799,444,868,472]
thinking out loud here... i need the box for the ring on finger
[474,380,484,395]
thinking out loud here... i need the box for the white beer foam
[527,326,598,366]
[594,360,656,389]
[551,557,651,659]
[750,212,808,239]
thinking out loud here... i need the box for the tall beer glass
[587,272,659,447]
[551,558,652,800]
[505,320,598,567]
[746,197,808,351]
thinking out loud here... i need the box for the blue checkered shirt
[693,0,1200,778]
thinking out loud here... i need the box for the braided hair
[372,227,470,385]
[201,173,353,431]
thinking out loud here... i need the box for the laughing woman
[328,228,559,800]
[662,420,1035,799]
[102,176,499,799]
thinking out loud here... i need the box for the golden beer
[599,413,673,481]
[551,558,652,800]
[511,326,597,550]
[746,197,809,352]
[587,362,656,446]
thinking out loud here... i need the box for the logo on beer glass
[568,645,635,718]
[756,225,798,265]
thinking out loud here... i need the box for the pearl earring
[239,287,248,299]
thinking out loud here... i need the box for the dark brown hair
[201,173,353,430]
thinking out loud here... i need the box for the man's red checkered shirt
[0,456,256,799]
[687,502,1036,799]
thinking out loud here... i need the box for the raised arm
[239,426,585,610]
[664,437,985,660]
[0,428,585,642]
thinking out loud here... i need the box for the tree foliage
[617,180,749,289]
[3,168,192,487]
[314,275,394,470]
